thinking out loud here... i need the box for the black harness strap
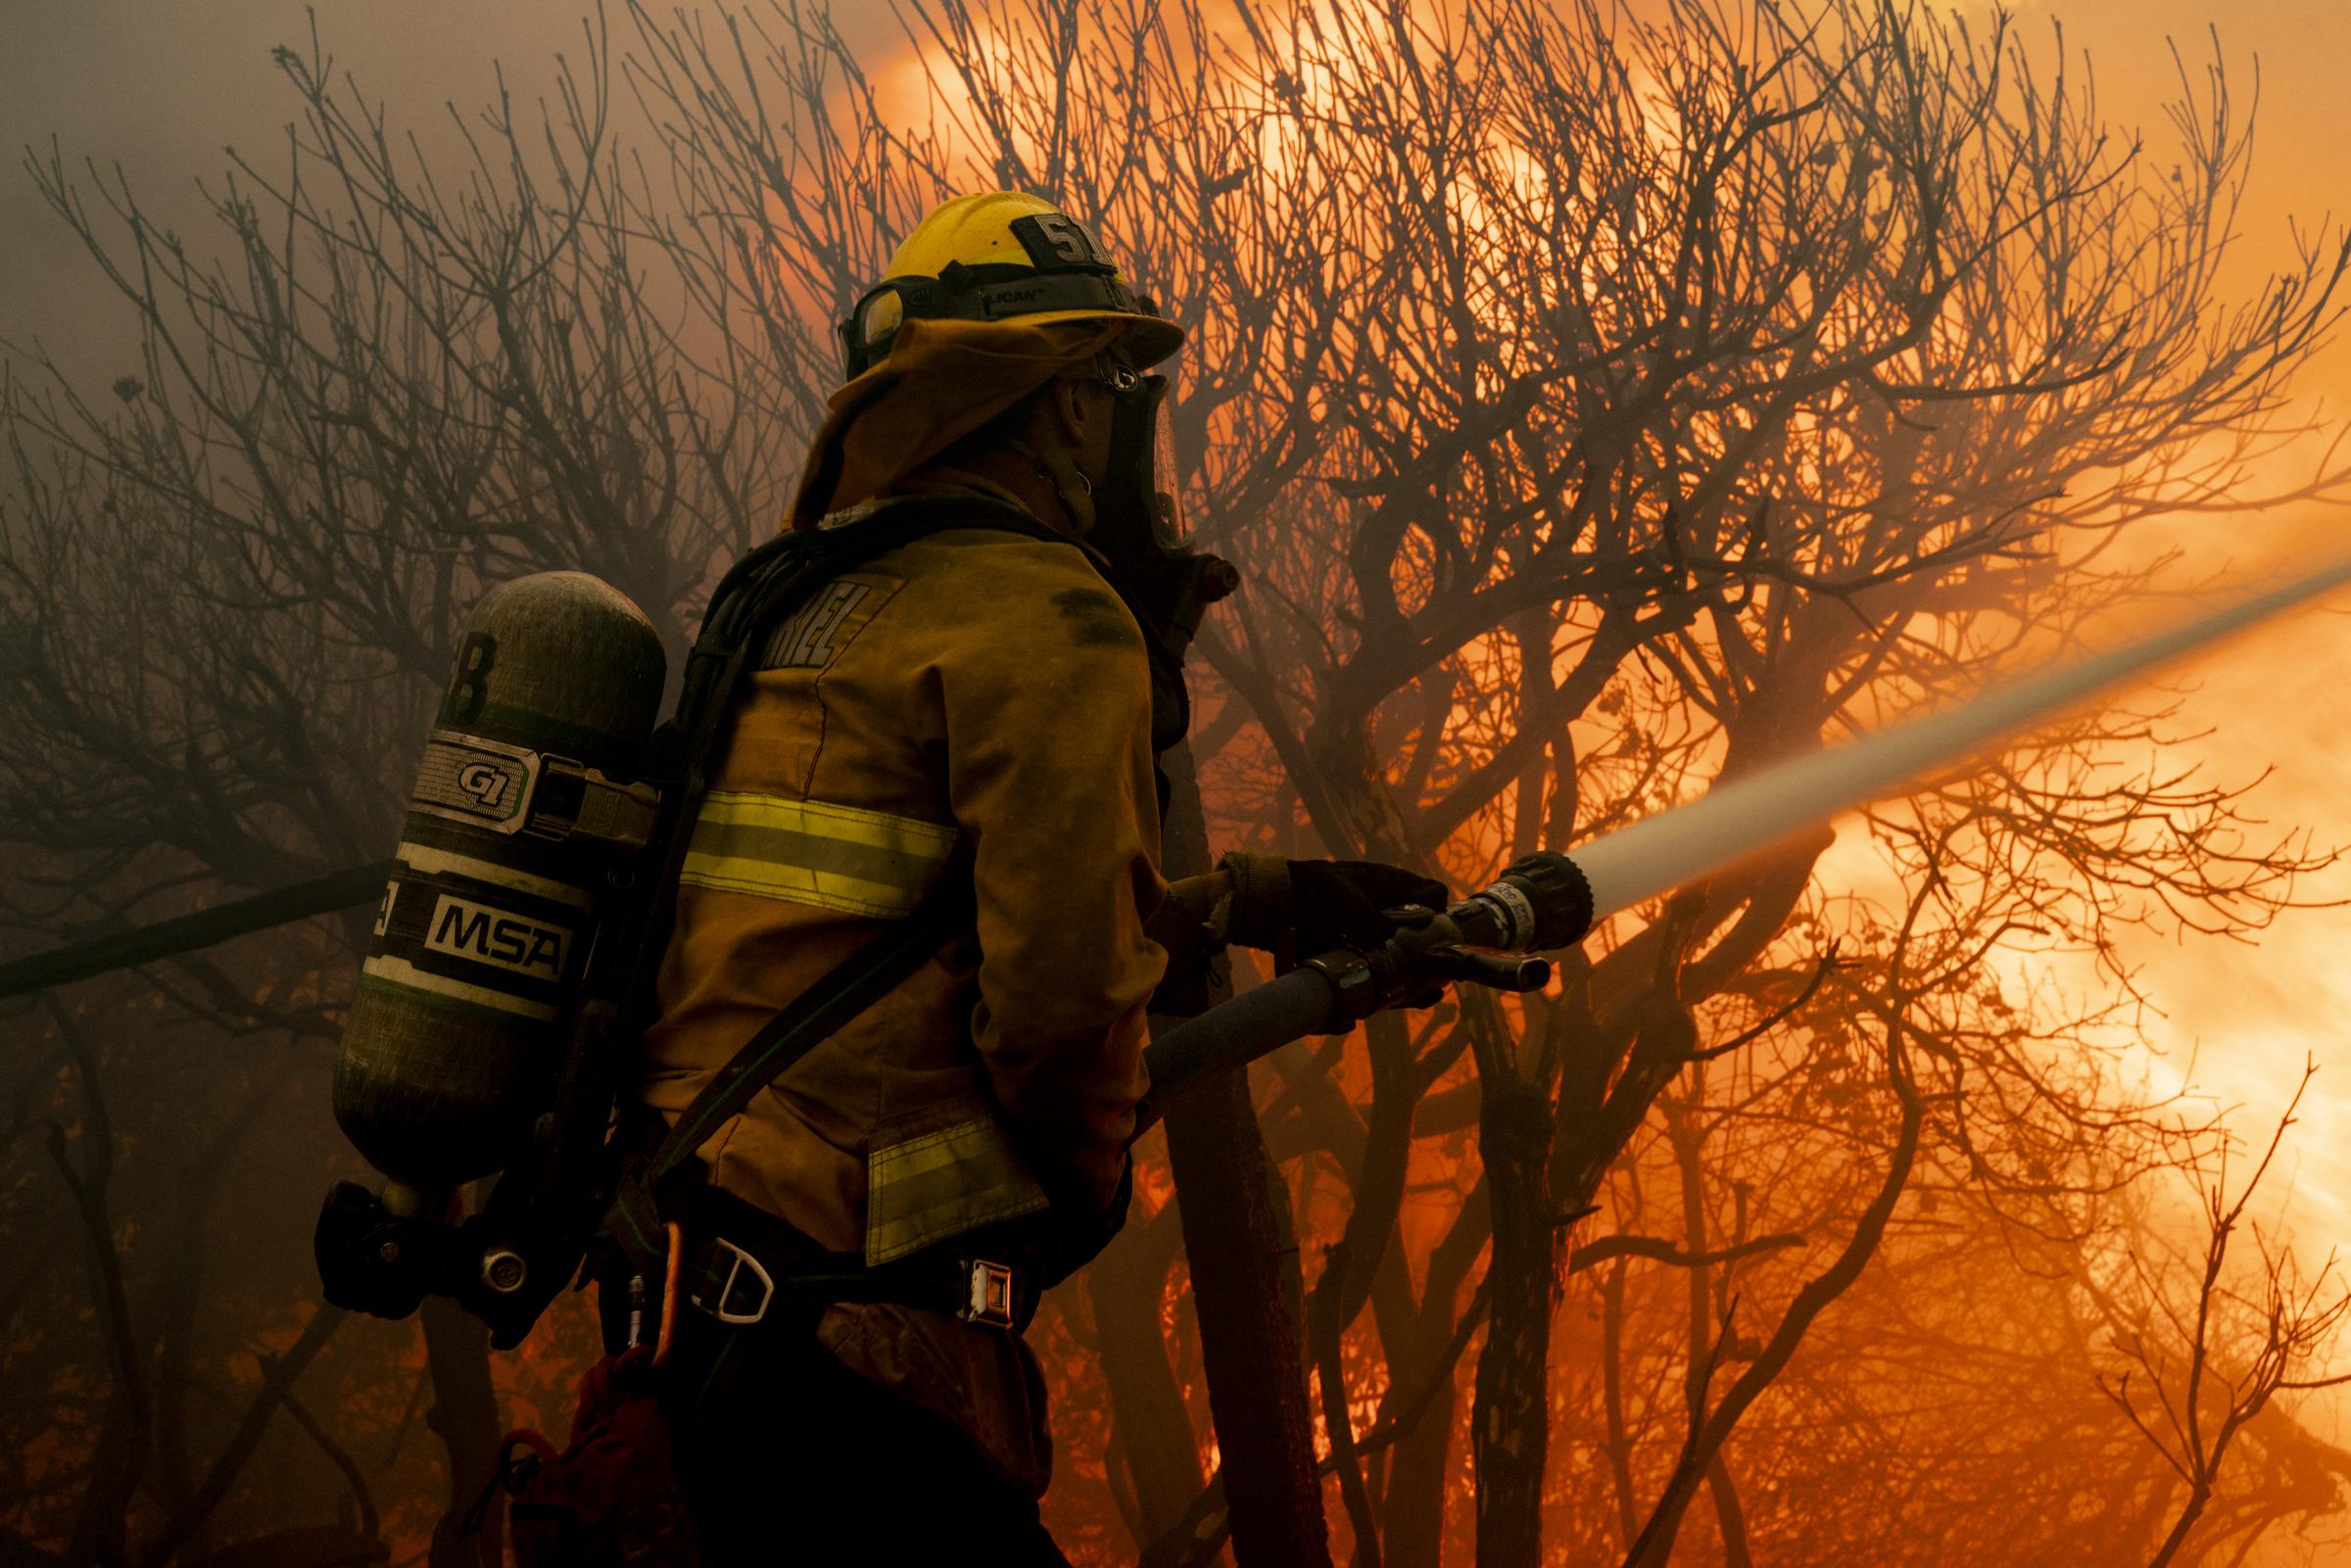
[672,1182,1029,1330]
[614,495,1065,1027]
[603,854,975,1270]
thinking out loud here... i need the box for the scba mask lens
[1095,360,1185,549]
[1090,363,1234,628]
[1143,375,1186,548]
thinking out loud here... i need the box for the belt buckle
[689,1235,775,1326]
[957,1258,1017,1329]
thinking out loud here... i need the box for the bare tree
[2100,1065,2351,1568]
[0,14,750,1559]
[5,2,2349,1565]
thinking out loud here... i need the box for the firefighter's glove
[1219,852,1451,957]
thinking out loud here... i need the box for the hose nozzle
[1451,851,1594,953]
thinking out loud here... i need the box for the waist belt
[672,1184,1027,1333]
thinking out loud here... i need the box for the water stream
[1570,553,2351,922]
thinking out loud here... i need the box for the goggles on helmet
[839,261,1160,380]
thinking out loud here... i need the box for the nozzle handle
[1425,946,1553,992]
[1450,851,1594,953]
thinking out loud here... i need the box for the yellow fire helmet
[837,191,1184,381]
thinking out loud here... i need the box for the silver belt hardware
[958,1258,1017,1328]
[689,1235,776,1325]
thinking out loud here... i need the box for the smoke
[0,0,902,382]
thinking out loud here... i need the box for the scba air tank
[335,572,666,1190]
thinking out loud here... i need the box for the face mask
[1087,373,1240,685]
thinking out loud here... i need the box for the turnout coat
[636,499,1169,1496]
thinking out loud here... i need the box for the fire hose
[1135,853,1586,1132]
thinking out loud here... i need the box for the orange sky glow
[6,0,2351,1553]
[1805,0,2351,1460]
[1966,1,2351,1217]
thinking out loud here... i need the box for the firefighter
[629,191,1440,1562]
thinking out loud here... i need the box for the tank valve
[480,1250,530,1295]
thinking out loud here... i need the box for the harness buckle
[957,1259,1017,1329]
[688,1235,776,1326]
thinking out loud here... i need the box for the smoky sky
[0,0,903,382]
[8,0,2348,385]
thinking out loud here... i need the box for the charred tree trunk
[1600,1259,1641,1549]
[1469,1045,1563,1568]
[1088,1207,1209,1549]
[1666,1095,1754,1568]
[1167,1063,1332,1565]
[1380,1188,1492,1567]
[50,1019,146,1568]
[1473,891,1703,1568]
[1158,741,1333,1567]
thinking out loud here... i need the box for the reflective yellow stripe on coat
[679,790,959,918]
[867,1117,1049,1263]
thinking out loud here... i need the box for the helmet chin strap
[1003,437,1097,535]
